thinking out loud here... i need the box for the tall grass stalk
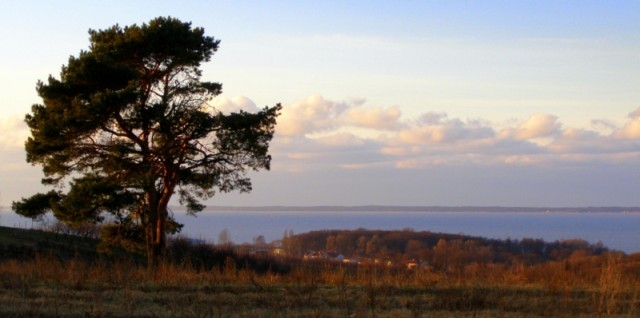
[596,253,624,316]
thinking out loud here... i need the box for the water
[2,209,638,253]
[171,211,640,253]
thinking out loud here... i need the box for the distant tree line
[282,229,610,269]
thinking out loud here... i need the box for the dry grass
[0,252,638,317]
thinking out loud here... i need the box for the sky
[1,1,639,208]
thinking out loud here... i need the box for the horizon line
[178,205,640,213]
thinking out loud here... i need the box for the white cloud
[499,113,562,141]
[394,113,494,145]
[208,96,260,114]
[275,95,406,137]
[344,106,402,130]
[545,127,639,156]
[313,133,367,147]
[276,95,349,136]
[615,118,640,139]
[614,108,640,139]
[396,122,491,144]
[269,95,640,171]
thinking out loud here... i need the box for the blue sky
[1,1,639,207]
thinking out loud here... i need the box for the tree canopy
[13,17,281,266]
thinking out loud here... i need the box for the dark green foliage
[14,17,281,266]
[12,191,61,219]
[98,223,147,255]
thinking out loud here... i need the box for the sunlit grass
[0,253,638,317]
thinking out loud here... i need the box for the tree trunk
[145,206,160,268]
[145,209,167,268]
[145,182,174,269]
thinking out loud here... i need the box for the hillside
[0,226,101,261]
[282,228,613,268]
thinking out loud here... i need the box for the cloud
[276,95,349,136]
[499,113,561,141]
[548,128,601,152]
[344,106,402,130]
[271,133,386,173]
[591,119,617,132]
[395,113,494,145]
[380,147,410,156]
[615,119,640,139]
[268,95,640,172]
[314,132,367,147]
[614,107,640,139]
[275,95,404,137]
[208,96,260,114]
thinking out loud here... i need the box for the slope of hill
[0,226,101,261]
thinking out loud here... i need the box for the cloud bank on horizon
[4,95,640,172]
[208,95,640,172]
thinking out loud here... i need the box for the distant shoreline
[186,205,640,213]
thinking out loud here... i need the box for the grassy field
[0,226,638,317]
